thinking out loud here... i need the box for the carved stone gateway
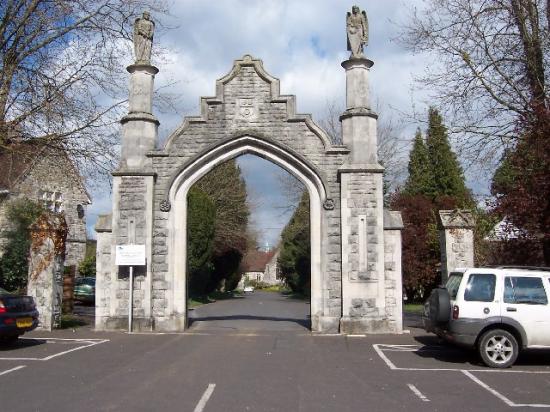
[95,9,404,334]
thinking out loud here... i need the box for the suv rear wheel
[428,288,451,324]
[478,329,518,368]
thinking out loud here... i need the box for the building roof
[242,249,277,272]
[485,218,528,241]
[0,141,91,203]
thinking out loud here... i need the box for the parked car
[243,286,255,293]
[423,266,550,368]
[0,287,39,343]
[74,277,96,304]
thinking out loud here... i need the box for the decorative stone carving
[133,11,155,64]
[323,198,335,210]
[346,5,369,58]
[438,209,475,229]
[159,199,171,212]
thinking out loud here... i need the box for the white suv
[423,266,550,368]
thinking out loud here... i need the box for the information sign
[115,245,146,266]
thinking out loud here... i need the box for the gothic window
[40,190,64,213]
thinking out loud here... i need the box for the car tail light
[0,300,6,314]
[452,305,459,320]
[4,318,14,325]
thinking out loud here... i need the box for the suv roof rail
[483,265,550,272]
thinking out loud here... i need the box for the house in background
[263,249,281,284]
[239,247,283,288]
[0,142,91,268]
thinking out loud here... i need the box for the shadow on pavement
[0,337,46,351]
[412,334,550,367]
[188,314,311,329]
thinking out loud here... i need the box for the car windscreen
[445,272,463,299]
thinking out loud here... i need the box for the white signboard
[116,245,146,266]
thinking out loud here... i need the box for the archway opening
[168,136,325,331]
[186,154,311,332]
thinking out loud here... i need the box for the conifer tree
[278,192,310,295]
[404,128,433,196]
[426,107,471,205]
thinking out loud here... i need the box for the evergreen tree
[189,159,250,295]
[404,128,433,196]
[187,188,216,297]
[278,192,310,296]
[426,107,471,205]
[196,159,249,255]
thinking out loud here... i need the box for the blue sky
[86,1,491,246]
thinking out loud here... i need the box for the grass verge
[403,303,424,314]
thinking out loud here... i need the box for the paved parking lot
[1,295,550,411]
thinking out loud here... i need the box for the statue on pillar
[346,5,369,58]
[133,11,155,64]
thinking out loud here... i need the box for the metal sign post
[115,244,146,333]
[128,265,134,332]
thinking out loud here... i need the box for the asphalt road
[1,292,550,411]
[188,291,310,332]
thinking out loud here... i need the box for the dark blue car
[0,287,39,343]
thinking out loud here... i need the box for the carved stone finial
[159,199,171,212]
[346,5,369,58]
[133,11,155,64]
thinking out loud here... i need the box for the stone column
[94,214,113,330]
[27,213,68,331]
[339,57,389,334]
[101,42,159,332]
[384,211,404,333]
[119,64,159,170]
[438,210,475,283]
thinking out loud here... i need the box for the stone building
[263,249,281,285]
[0,143,91,268]
[239,248,281,286]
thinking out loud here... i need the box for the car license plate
[16,318,33,328]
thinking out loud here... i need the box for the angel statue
[133,11,155,64]
[346,5,369,58]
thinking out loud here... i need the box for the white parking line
[0,338,109,361]
[193,383,216,412]
[0,365,26,376]
[462,370,550,408]
[373,344,550,373]
[407,383,430,402]
[375,344,550,408]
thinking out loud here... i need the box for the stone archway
[167,135,325,330]
[95,43,404,334]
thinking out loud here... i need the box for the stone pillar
[339,57,392,334]
[438,210,475,283]
[27,213,68,331]
[94,214,113,330]
[120,64,159,170]
[384,211,404,333]
[98,27,159,331]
